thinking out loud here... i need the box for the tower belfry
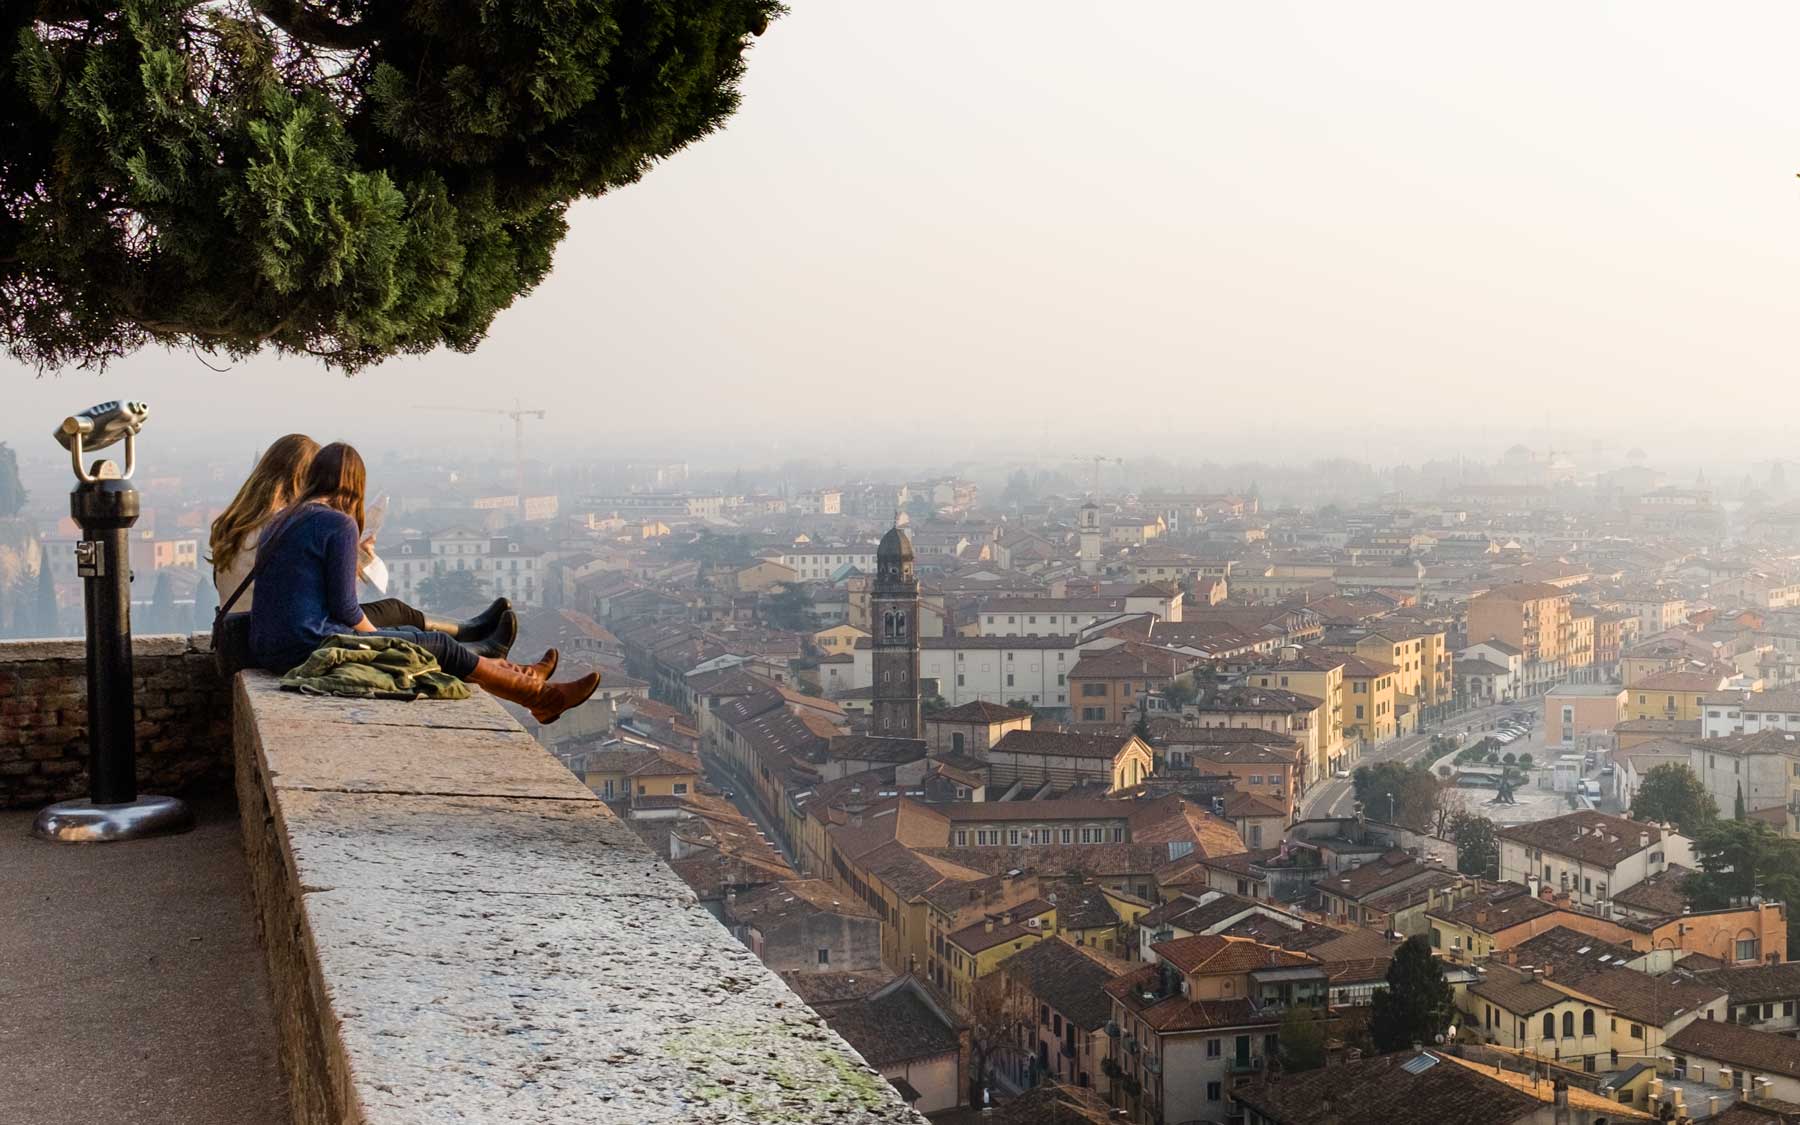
[871,524,921,738]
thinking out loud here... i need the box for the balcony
[1227,1055,1266,1075]
[2,636,919,1124]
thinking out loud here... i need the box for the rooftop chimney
[984,919,994,934]
[1640,831,1650,848]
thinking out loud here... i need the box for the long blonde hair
[209,434,319,573]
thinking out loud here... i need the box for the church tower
[871,525,921,739]
[1078,502,1102,575]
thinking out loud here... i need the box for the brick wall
[0,635,232,810]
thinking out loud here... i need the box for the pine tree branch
[250,0,374,51]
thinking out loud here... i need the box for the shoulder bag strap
[215,509,302,619]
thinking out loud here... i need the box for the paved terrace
[0,794,287,1125]
[2,636,922,1124]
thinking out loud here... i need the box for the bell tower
[871,525,921,738]
[1079,502,1102,575]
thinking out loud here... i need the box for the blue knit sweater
[248,503,364,672]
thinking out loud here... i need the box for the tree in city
[1161,678,1198,710]
[1353,760,1439,830]
[146,569,179,635]
[1684,818,1800,953]
[0,444,24,517]
[1446,810,1499,878]
[1369,935,1455,1053]
[1,0,782,372]
[1517,752,1533,769]
[33,563,57,637]
[1133,698,1152,742]
[417,569,486,613]
[678,532,753,568]
[1277,1004,1328,1072]
[1735,782,1747,821]
[763,583,812,632]
[1629,763,1718,837]
[966,973,1032,1110]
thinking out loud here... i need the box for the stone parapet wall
[231,672,923,1124]
[0,635,230,810]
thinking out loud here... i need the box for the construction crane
[420,400,546,512]
[1071,455,1124,496]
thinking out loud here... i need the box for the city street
[1296,700,1532,822]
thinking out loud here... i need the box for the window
[1060,828,1072,844]
[1249,775,1263,786]
[1206,1038,1221,1058]
[1355,705,1365,720]
[1543,1013,1556,1039]
[673,783,688,795]
[1737,937,1760,963]
[1009,829,1020,845]
[1583,1010,1595,1036]
[1206,1082,1222,1102]
[817,948,829,966]
[1082,683,1107,697]
[954,831,967,847]
[1562,1011,1575,1038]
[1630,1023,1644,1039]
[1112,828,1125,842]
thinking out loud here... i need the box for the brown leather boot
[468,656,599,725]
[515,648,558,683]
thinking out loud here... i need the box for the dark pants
[361,598,427,630]
[369,626,480,679]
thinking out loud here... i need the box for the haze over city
[8,1,1800,471]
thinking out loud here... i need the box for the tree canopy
[0,444,24,517]
[1685,818,1800,953]
[1629,763,1718,836]
[1,0,781,372]
[1445,809,1498,878]
[1353,760,1440,831]
[417,568,485,612]
[1277,1004,1327,1072]
[1369,935,1454,1053]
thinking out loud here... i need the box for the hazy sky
[7,2,1800,471]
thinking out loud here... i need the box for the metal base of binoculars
[33,795,194,843]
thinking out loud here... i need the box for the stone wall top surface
[236,673,923,1124]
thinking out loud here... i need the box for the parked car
[1333,768,1350,779]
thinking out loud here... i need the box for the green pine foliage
[1369,935,1454,1053]
[0,444,24,516]
[1,1,782,372]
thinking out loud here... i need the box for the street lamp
[32,401,194,843]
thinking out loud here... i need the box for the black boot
[462,610,518,659]
[423,597,512,639]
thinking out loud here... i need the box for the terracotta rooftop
[990,729,1141,760]
[1427,883,1559,933]
[1150,933,1314,975]
[997,936,1129,1030]
[1668,1017,1800,1080]
[1496,810,1667,868]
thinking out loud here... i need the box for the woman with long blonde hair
[250,443,596,724]
[212,433,514,653]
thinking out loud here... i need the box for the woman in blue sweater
[250,443,599,724]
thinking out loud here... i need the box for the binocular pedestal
[33,476,192,843]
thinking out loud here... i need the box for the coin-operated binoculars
[33,401,194,843]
